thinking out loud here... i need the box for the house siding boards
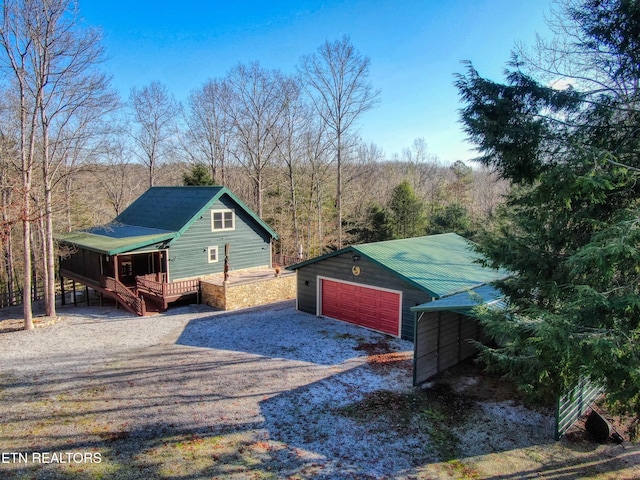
[296,252,428,340]
[168,195,272,280]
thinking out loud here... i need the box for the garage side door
[320,278,401,336]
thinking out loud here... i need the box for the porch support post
[60,272,65,307]
[114,255,119,283]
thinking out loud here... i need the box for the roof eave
[58,232,176,256]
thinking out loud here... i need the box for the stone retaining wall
[201,274,296,311]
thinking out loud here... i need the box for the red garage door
[320,278,401,336]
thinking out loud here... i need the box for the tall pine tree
[388,180,426,239]
[456,0,640,414]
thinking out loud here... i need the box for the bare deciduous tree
[0,0,40,328]
[224,62,290,216]
[0,115,19,306]
[129,81,180,187]
[95,138,144,217]
[184,79,231,185]
[273,76,311,256]
[1,0,116,325]
[299,35,380,248]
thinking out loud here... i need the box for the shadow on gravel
[0,342,338,479]
[175,302,404,366]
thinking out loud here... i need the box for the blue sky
[79,0,555,164]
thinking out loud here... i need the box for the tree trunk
[43,178,56,317]
[255,166,262,217]
[287,159,299,254]
[1,184,16,306]
[40,112,56,317]
[22,176,33,330]
[336,132,342,249]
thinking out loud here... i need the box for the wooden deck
[136,276,200,309]
[59,269,201,316]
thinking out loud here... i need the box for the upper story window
[211,209,235,231]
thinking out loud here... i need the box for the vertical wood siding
[413,310,483,385]
[169,195,272,280]
[60,249,102,280]
[295,252,430,341]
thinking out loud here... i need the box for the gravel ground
[0,300,638,479]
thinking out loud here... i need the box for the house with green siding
[58,186,278,314]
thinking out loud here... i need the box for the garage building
[289,233,507,341]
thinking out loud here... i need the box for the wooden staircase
[102,276,147,316]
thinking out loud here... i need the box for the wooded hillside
[0,0,507,325]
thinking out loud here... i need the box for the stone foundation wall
[201,274,296,311]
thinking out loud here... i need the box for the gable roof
[58,186,277,255]
[115,186,277,238]
[289,233,509,298]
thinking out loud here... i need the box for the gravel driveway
[0,301,637,479]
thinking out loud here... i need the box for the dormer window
[211,209,235,231]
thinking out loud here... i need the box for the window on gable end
[211,209,235,231]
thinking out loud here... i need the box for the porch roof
[59,224,176,255]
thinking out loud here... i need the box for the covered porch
[58,226,199,316]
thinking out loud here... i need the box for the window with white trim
[211,209,235,231]
[207,246,219,263]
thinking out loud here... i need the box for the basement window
[207,246,219,263]
[211,209,235,231]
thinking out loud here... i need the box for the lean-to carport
[411,284,503,385]
[412,285,606,440]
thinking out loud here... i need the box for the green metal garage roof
[289,233,509,298]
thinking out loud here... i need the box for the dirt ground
[0,301,638,479]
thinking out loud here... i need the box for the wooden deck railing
[136,276,200,299]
